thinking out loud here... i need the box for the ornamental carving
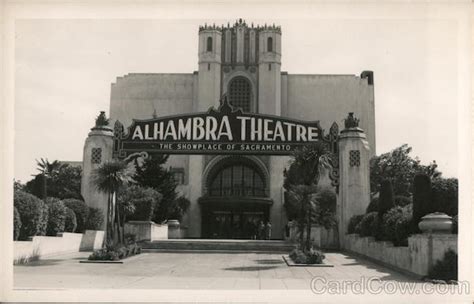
[344,112,359,129]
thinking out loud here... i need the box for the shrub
[167,196,191,222]
[452,215,458,234]
[432,178,458,216]
[367,195,410,214]
[366,196,378,213]
[14,207,22,240]
[313,187,337,229]
[355,212,378,237]
[64,207,77,232]
[289,248,325,264]
[428,249,457,281]
[63,199,89,233]
[378,180,394,217]
[44,197,67,236]
[88,243,142,261]
[14,191,48,240]
[412,174,433,232]
[394,195,411,207]
[347,214,364,234]
[380,204,413,246]
[118,185,161,222]
[85,207,104,230]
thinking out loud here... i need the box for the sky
[13,10,465,183]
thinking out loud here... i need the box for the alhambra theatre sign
[113,98,338,158]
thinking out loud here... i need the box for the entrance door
[204,209,266,239]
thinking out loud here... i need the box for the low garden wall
[124,221,168,241]
[344,233,457,277]
[14,230,104,263]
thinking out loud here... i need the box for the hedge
[355,212,378,237]
[14,207,22,240]
[412,174,432,231]
[380,204,413,246]
[118,185,161,222]
[63,199,89,233]
[85,207,104,230]
[432,178,458,216]
[14,191,48,240]
[378,179,394,218]
[347,214,364,234]
[394,195,411,207]
[366,197,378,213]
[428,249,457,281]
[64,207,77,232]
[45,197,67,236]
[367,195,411,214]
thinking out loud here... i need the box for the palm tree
[285,143,331,252]
[35,158,62,199]
[91,160,134,246]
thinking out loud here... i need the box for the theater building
[81,19,375,240]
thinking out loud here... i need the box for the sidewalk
[14,251,420,290]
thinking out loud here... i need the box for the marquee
[113,97,339,158]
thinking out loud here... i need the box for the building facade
[83,19,375,240]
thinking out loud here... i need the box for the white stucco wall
[110,73,195,128]
[285,74,376,156]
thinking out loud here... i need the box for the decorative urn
[167,219,180,228]
[418,212,453,234]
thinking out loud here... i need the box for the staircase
[141,239,296,252]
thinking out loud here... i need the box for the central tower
[197,19,282,115]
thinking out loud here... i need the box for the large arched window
[206,37,213,52]
[228,77,251,112]
[208,163,266,197]
[267,37,273,52]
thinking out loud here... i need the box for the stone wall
[14,231,104,263]
[124,221,168,242]
[344,233,458,277]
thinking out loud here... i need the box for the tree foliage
[378,179,394,217]
[92,160,135,245]
[370,144,440,196]
[85,207,105,231]
[25,163,82,200]
[283,142,332,252]
[117,185,162,222]
[63,198,89,233]
[14,207,22,240]
[133,154,180,223]
[432,178,458,216]
[412,173,433,232]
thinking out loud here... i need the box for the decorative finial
[152,109,157,119]
[95,111,109,127]
[344,112,360,129]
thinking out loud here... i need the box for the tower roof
[199,18,281,33]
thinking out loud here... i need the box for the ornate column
[337,113,371,248]
[81,112,114,230]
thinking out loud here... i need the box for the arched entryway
[199,156,273,239]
